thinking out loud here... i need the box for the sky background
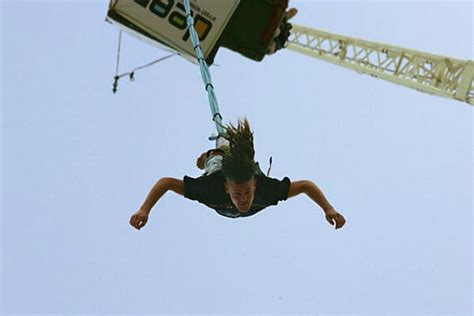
[1,0,473,315]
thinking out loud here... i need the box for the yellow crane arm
[287,24,474,106]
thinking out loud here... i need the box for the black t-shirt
[183,171,291,218]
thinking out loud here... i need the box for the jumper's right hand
[130,209,149,230]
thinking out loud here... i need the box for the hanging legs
[196,135,230,172]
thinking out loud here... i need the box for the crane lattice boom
[287,24,474,106]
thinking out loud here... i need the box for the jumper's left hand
[130,209,149,230]
[325,209,346,229]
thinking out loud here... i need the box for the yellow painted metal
[287,24,474,106]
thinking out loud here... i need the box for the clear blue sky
[2,1,472,314]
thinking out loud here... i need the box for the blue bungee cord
[183,0,226,141]
[184,0,274,175]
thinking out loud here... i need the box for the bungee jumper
[130,118,346,229]
[129,1,345,230]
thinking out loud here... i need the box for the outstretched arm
[130,177,184,230]
[288,180,346,229]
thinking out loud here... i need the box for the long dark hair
[221,118,256,183]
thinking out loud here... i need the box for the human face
[224,178,257,213]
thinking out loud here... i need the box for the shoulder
[184,171,225,186]
[256,174,290,187]
[183,172,226,200]
[255,175,291,202]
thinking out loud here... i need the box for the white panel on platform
[107,0,240,59]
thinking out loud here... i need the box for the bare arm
[140,177,184,213]
[130,177,184,230]
[288,180,346,229]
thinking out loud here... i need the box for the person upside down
[130,118,346,230]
